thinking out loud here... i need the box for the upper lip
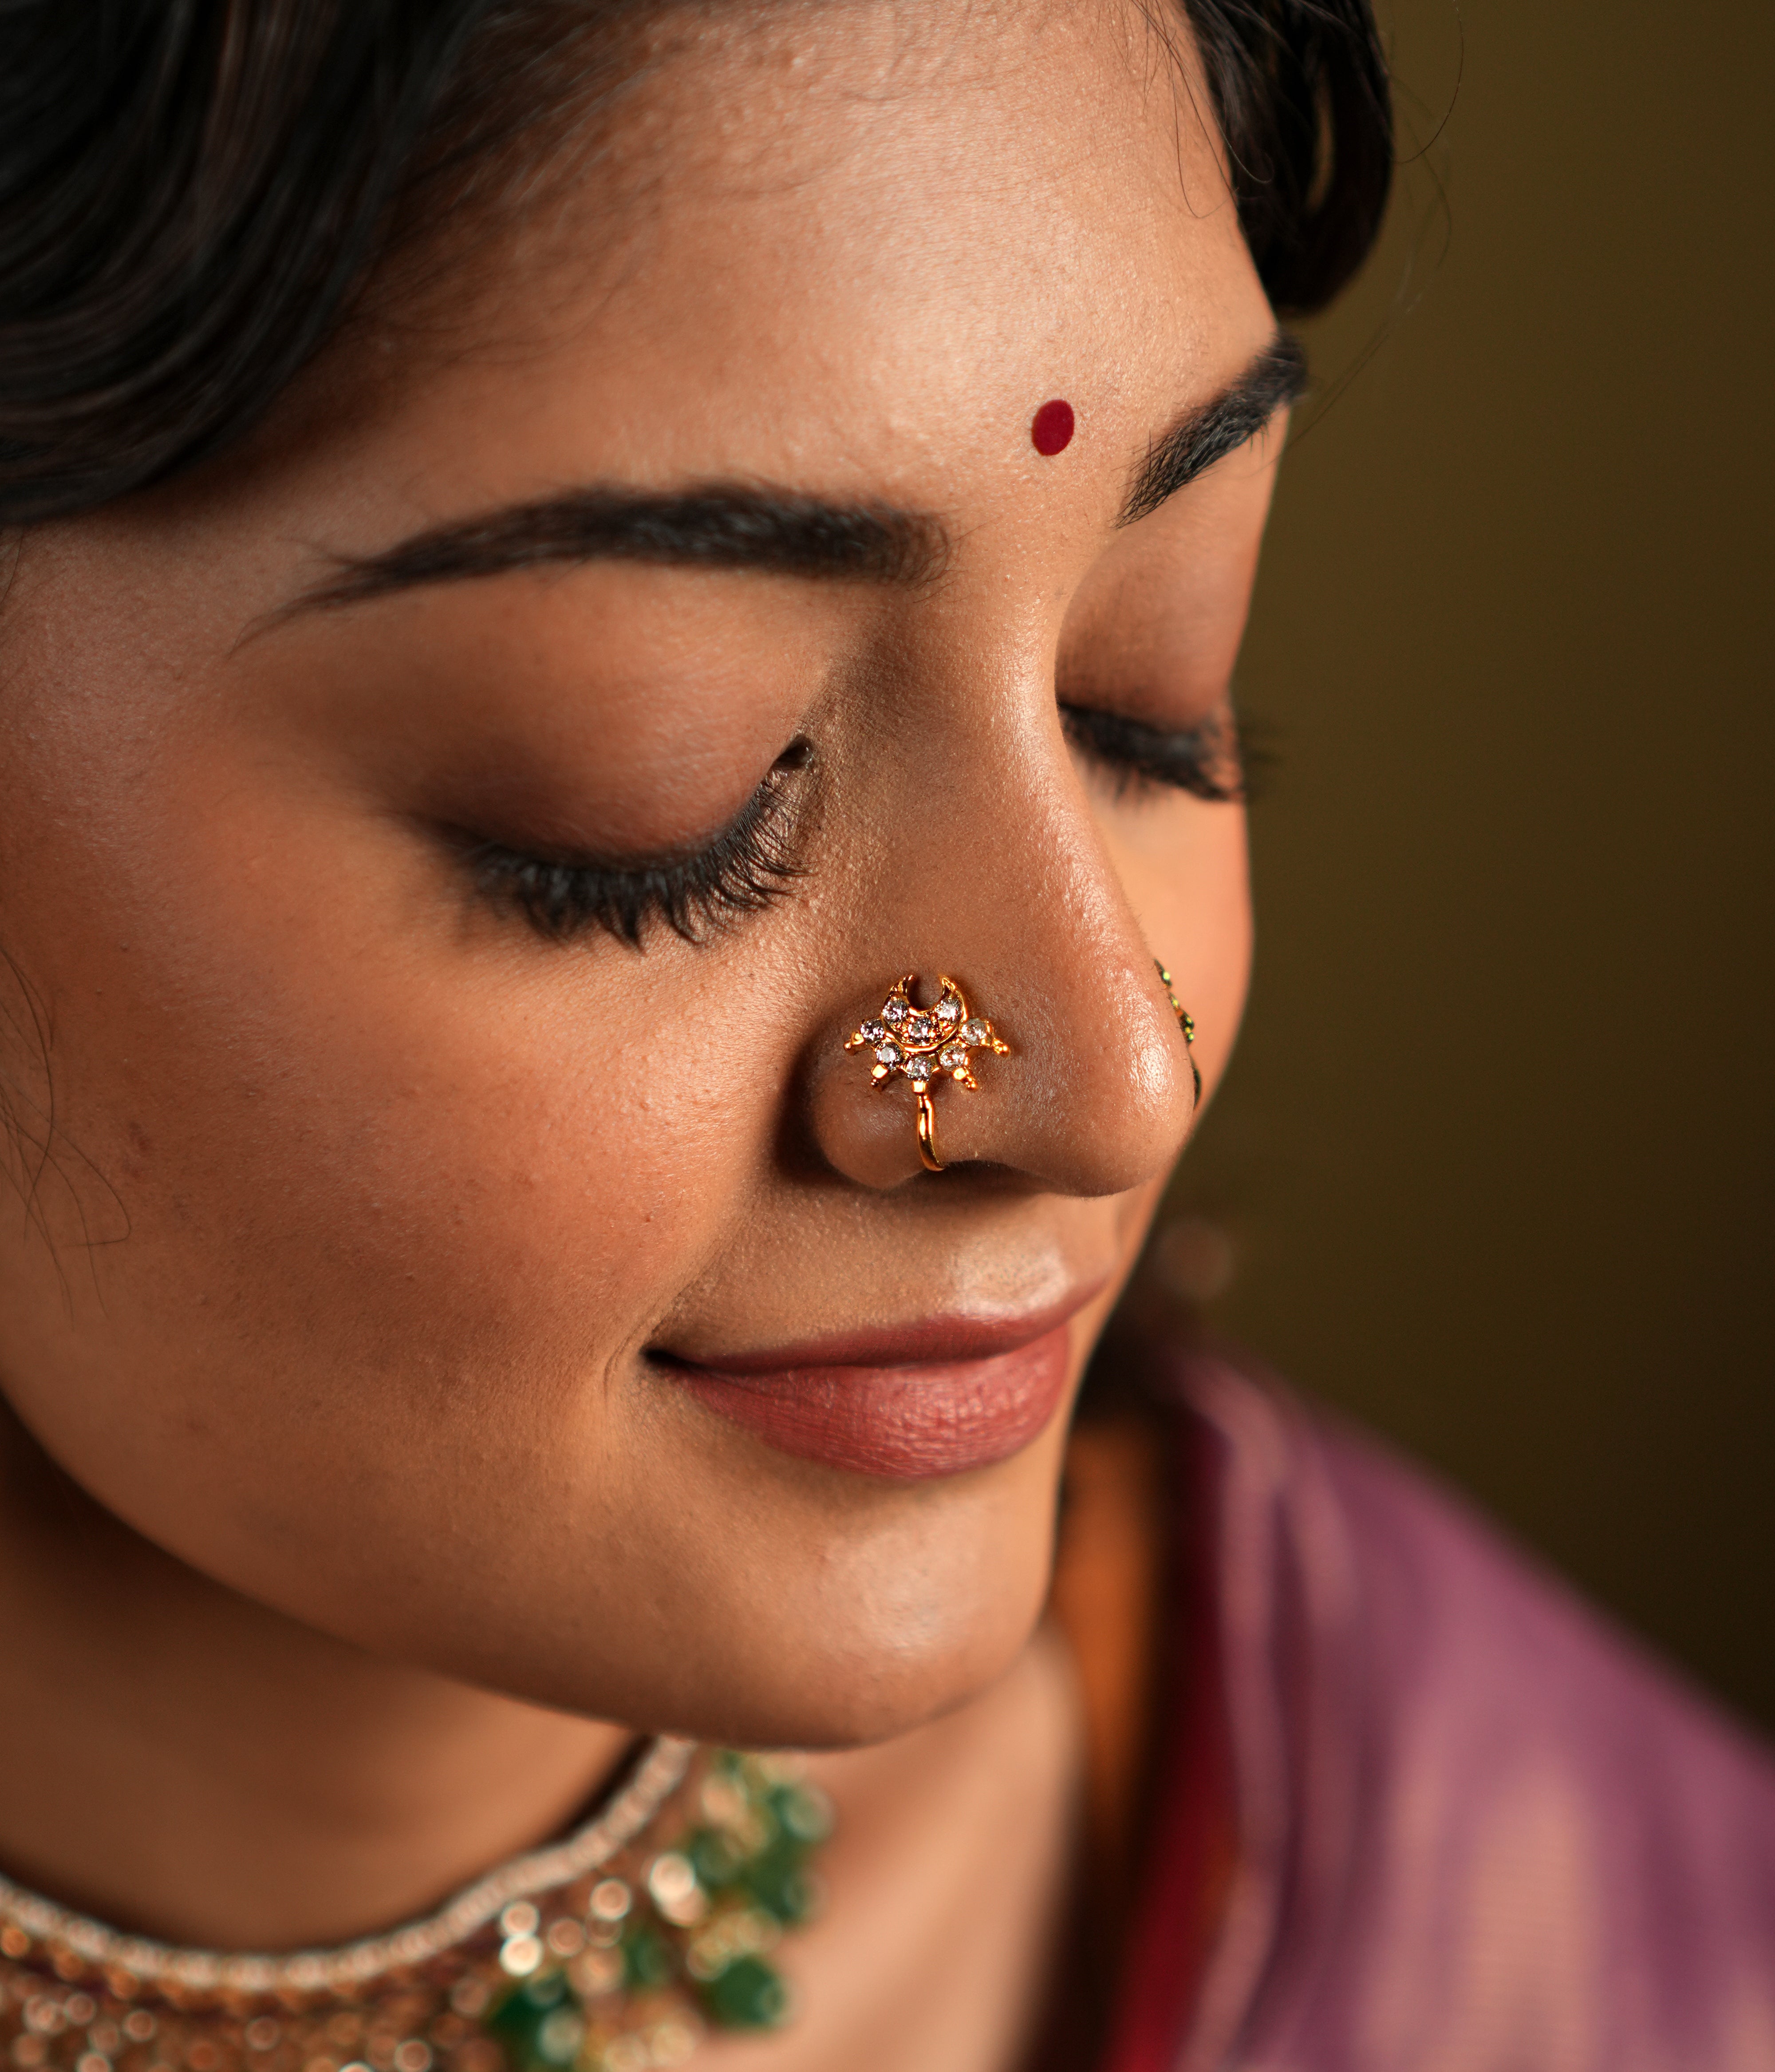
[656,1279,1111,1376]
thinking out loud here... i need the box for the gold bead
[497,1938,542,1979]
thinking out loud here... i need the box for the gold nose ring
[1155,961,1201,1104]
[845,974,1010,1172]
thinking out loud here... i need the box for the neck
[0,1406,632,1951]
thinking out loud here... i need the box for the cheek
[0,734,758,1509]
[118,950,734,1392]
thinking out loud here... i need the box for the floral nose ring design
[845,974,1011,1172]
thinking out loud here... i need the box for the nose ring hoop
[915,1095,943,1174]
[844,974,1010,1173]
[1155,962,1201,1104]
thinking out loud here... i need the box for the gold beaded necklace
[0,1743,832,2072]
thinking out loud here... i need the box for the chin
[737,1572,1055,1750]
[484,1471,1065,1752]
[646,1594,1056,1752]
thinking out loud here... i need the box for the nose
[802,716,1204,1195]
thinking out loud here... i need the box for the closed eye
[462,738,811,949]
[1060,703,1251,804]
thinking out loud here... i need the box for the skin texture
[0,3,1282,2052]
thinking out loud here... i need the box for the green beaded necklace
[485,1749,833,2071]
[0,1741,833,2072]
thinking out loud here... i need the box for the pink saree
[1106,1352,1775,2071]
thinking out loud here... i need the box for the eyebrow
[1117,331,1306,527]
[293,490,951,613]
[288,332,1305,615]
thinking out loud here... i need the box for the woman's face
[0,3,1281,1745]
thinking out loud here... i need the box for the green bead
[701,1954,790,2030]
[486,1971,581,2072]
[769,1784,832,1847]
[742,1855,812,1925]
[687,1827,744,1888]
[621,1925,674,1992]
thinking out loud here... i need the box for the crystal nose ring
[844,973,1011,1172]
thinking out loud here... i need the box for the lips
[657,1300,1093,1481]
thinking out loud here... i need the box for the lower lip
[667,1322,1075,1481]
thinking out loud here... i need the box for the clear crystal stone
[905,1016,935,1044]
[939,1045,967,1070]
[936,997,961,1024]
[903,1055,933,1083]
[860,1019,886,1043]
[882,997,909,1026]
[961,1018,989,1045]
[876,1041,903,1065]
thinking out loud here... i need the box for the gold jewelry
[1154,963,1201,1105]
[844,974,1010,1173]
[0,1742,832,2072]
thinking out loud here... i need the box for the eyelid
[464,738,812,948]
[1059,702,1250,804]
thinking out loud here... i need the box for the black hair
[0,0,1391,529]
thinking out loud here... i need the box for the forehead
[279,2,1270,530]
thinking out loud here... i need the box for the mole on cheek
[1030,399,1075,456]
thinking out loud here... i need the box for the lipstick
[658,1304,1089,1481]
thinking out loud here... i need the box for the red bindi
[1030,398,1075,456]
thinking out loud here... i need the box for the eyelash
[469,740,809,948]
[1060,702,1253,804]
[471,699,1247,950]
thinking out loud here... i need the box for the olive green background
[1165,0,1775,1728]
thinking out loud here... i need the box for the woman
[0,4,1771,2070]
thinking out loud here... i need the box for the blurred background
[1160,0,1775,1728]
